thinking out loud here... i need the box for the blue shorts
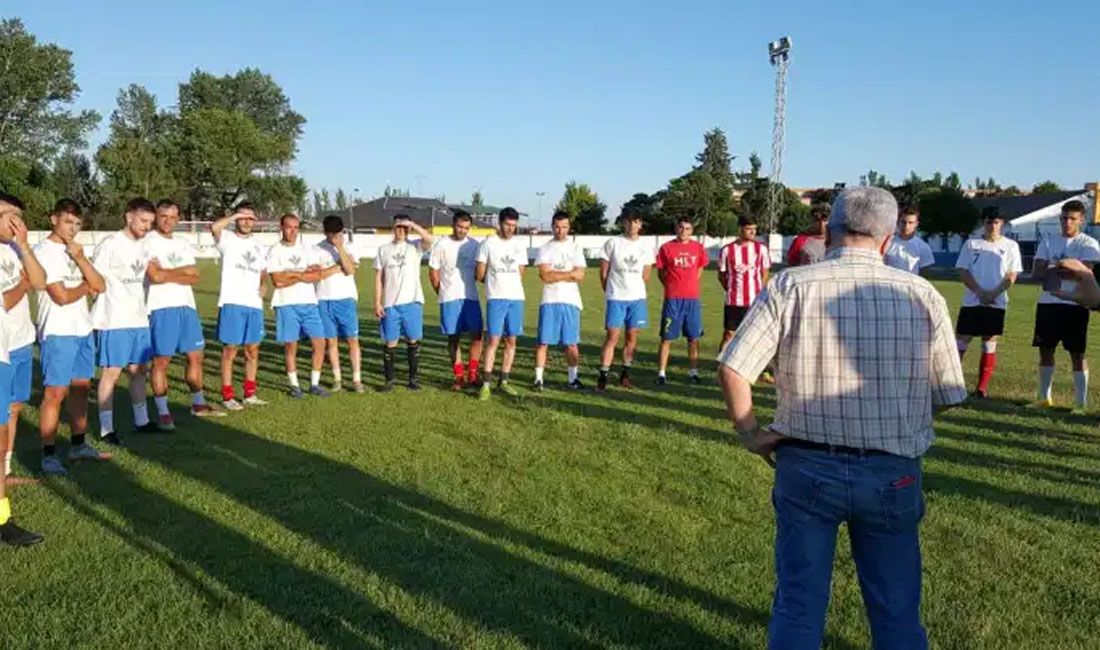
[606,299,648,330]
[8,344,33,403]
[0,362,10,419]
[440,299,483,336]
[538,304,581,346]
[487,299,524,338]
[660,298,704,341]
[275,304,325,343]
[41,334,95,387]
[319,299,360,339]
[380,303,424,343]
[150,306,205,357]
[217,305,264,346]
[97,327,153,368]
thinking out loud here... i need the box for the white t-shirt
[144,232,198,312]
[267,241,321,307]
[216,231,268,309]
[34,238,93,338]
[314,240,358,301]
[90,231,150,330]
[429,236,480,303]
[0,243,34,349]
[600,236,656,301]
[884,235,935,275]
[476,235,527,301]
[536,239,587,308]
[373,240,425,307]
[955,236,1023,309]
[1034,233,1100,305]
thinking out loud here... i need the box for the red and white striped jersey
[719,240,770,306]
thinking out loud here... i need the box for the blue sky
[8,1,1099,224]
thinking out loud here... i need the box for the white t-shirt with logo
[267,241,322,307]
[314,240,358,301]
[144,232,198,312]
[90,232,150,330]
[374,240,425,307]
[0,243,34,349]
[34,238,93,338]
[536,239,587,308]
[600,236,656,301]
[429,236,480,303]
[216,231,268,309]
[955,236,1023,309]
[884,235,935,275]
[1034,232,1100,305]
[476,235,527,301]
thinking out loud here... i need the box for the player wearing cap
[375,214,434,391]
[884,205,935,275]
[315,215,364,393]
[596,208,655,391]
[476,207,527,400]
[533,211,587,391]
[211,203,269,410]
[786,203,830,266]
[1029,199,1100,411]
[955,207,1023,398]
[718,216,771,358]
[655,216,708,385]
[429,210,484,391]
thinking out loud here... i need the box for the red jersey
[786,233,826,266]
[719,239,771,306]
[656,239,708,299]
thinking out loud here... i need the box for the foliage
[621,192,667,234]
[918,187,980,236]
[1031,180,1063,194]
[0,156,56,228]
[555,181,607,234]
[471,190,483,207]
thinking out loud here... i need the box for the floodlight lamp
[768,36,792,63]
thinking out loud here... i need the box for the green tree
[50,151,100,223]
[0,157,55,228]
[1003,185,1023,196]
[334,188,348,211]
[859,170,890,188]
[471,190,483,207]
[944,172,962,190]
[696,127,735,189]
[312,190,325,218]
[555,181,607,234]
[918,188,979,236]
[1032,180,1063,194]
[621,192,667,233]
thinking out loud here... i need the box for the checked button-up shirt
[719,247,967,458]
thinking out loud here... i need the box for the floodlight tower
[766,36,792,235]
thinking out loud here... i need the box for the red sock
[243,379,257,398]
[222,384,235,401]
[977,352,996,393]
[453,362,465,379]
[467,359,480,382]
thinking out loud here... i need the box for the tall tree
[51,151,100,221]
[334,188,348,211]
[859,170,890,188]
[696,127,735,189]
[621,192,667,233]
[918,188,979,236]
[555,181,607,234]
[312,190,324,219]
[944,172,962,190]
[1032,180,1063,194]
[471,190,484,207]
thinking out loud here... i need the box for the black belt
[778,438,891,457]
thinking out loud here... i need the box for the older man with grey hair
[717,186,967,649]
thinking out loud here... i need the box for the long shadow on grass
[78,420,772,648]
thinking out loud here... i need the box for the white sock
[352,370,362,384]
[133,403,150,426]
[568,366,579,382]
[287,372,300,388]
[1074,370,1088,407]
[689,368,699,377]
[192,392,206,406]
[310,370,322,387]
[1039,366,1055,400]
[99,410,114,435]
[535,367,544,382]
[658,369,667,378]
[154,395,170,416]
[332,367,342,382]
[4,451,11,476]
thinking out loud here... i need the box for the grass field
[2,261,1099,649]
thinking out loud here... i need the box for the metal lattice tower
[766,37,792,234]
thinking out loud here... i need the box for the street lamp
[349,187,360,242]
[536,191,546,228]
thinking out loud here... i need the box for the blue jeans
[770,444,927,650]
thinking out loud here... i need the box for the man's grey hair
[827,187,898,241]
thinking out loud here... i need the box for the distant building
[978,187,1096,242]
[333,197,498,236]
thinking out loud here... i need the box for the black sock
[383,347,396,382]
[407,342,420,381]
[44,443,57,456]
[499,371,510,385]
[621,365,632,379]
[72,433,85,446]
[598,369,609,380]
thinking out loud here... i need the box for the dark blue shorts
[660,298,704,341]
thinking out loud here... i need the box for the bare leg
[326,337,340,381]
[309,337,326,373]
[469,332,484,365]
[623,329,640,366]
[39,386,69,447]
[221,345,238,389]
[284,342,299,378]
[600,329,621,368]
[348,337,362,383]
[243,345,260,383]
[150,356,171,398]
[448,335,462,366]
[657,340,672,374]
[688,338,699,370]
[719,329,734,354]
[483,335,502,376]
[502,336,517,374]
[185,350,204,393]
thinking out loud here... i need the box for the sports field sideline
[2,263,1099,649]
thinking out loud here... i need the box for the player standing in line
[655,216,708,385]
[34,200,109,473]
[717,216,771,357]
[786,203,830,266]
[0,193,46,481]
[315,215,363,393]
[210,204,269,411]
[596,208,655,391]
[374,215,434,391]
[884,205,935,275]
[533,211,587,391]
[267,213,330,398]
[955,207,1023,398]
[1029,199,1100,411]
[145,199,223,430]
[91,197,157,446]
[429,210,484,391]
[476,207,527,400]
[0,192,42,546]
